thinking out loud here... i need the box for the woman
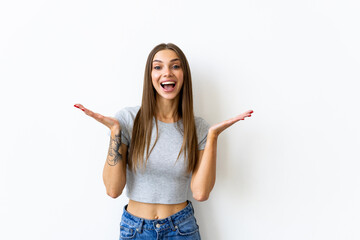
[74,43,253,239]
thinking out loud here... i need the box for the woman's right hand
[74,103,120,132]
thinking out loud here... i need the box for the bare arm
[74,103,127,198]
[190,135,217,202]
[102,128,127,198]
[191,110,254,201]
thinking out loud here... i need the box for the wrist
[110,126,121,134]
[207,130,218,140]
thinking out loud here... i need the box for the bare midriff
[126,199,188,220]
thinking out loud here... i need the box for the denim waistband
[121,200,195,232]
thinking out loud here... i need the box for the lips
[160,80,176,92]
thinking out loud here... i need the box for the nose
[163,66,173,77]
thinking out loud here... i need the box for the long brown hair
[128,43,198,174]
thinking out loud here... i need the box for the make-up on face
[151,49,184,101]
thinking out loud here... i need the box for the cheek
[151,72,158,85]
[152,70,162,79]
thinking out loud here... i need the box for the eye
[154,66,161,70]
[172,65,181,69]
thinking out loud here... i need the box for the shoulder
[194,116,210,148]
[107,106,140,138]
[194,116,210,136]
[194,116,210,129]
[113,106,140,130]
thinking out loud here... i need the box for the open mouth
[160,81,176,91]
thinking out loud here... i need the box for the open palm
[74,103,120,131]
[209,110,254,136]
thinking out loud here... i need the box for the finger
[74,104,102,121]
[234,110,254,120]
[238,110,253,117]
[211,110,254,134]
[74,103,85,111]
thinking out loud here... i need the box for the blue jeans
[119,200,201,240]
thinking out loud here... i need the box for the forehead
[153,49,180,61]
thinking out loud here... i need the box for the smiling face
[151,49,184,101]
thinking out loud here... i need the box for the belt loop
[167,216,176,231]
[188,200,194,214]
[137,219,144,233]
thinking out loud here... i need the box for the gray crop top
[108,106,210,204]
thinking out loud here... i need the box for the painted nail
[74,104,79,108]
[81,108,85,111]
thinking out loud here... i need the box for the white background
[1,0,359,239]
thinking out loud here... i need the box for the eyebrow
[153,58,180,63]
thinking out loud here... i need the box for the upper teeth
[161,81,175,85]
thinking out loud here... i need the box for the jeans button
[156,223,161,228]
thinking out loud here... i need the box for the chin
[158,93,180,101]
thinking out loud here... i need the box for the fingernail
[81,108,85,111]
[74,104,79,108]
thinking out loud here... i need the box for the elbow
[191,183,214,202]
[193,192,210,202]
[103,177,126,199]
[106,188,122,199]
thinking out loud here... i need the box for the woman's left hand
[208,110,254,137]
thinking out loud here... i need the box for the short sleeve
[106,106,140,146]
[195,117,210,150]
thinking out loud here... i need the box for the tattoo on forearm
[107,133,122,166]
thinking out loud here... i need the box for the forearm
[102,129,127,198]
[191,132,218,201]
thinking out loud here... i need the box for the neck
[155,96,180,123]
